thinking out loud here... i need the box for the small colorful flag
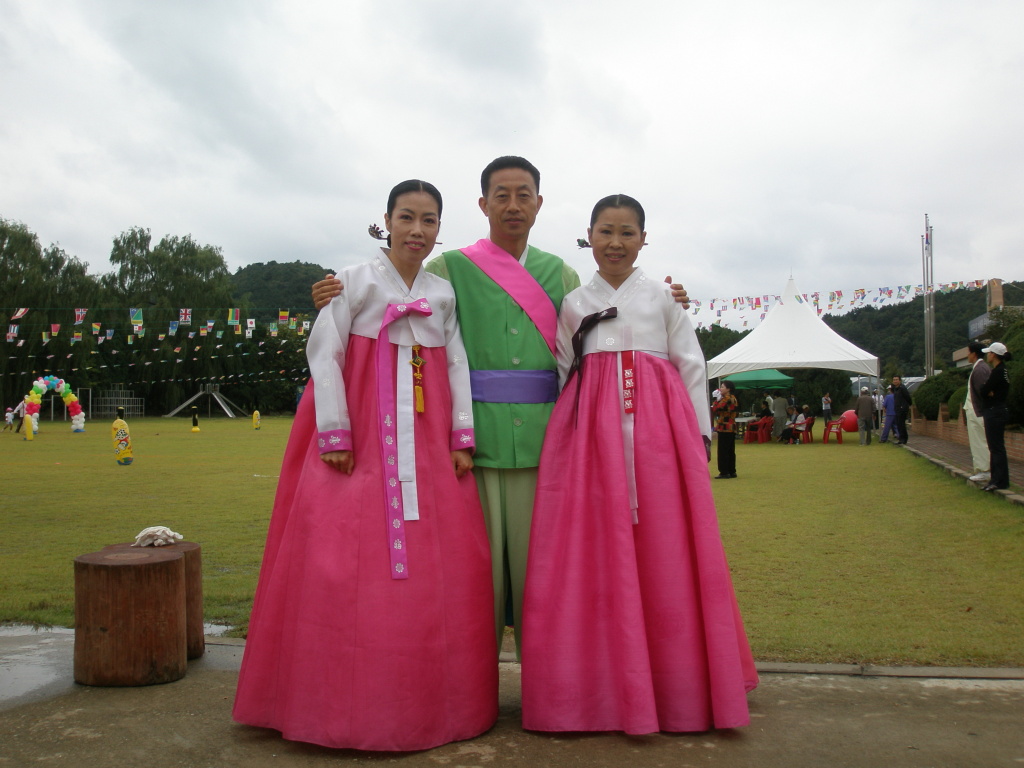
[74,308,88,325]
[51,324,60,335]
[72,332,82,344]
[130,308,143,325]
[106,329,115,340]
[246,318,255,329]
[11,308,29,320]
[92,322,101,334]
[179,308,192,325]
[279,309,289,326]
[227,308,240,326]
[169,321,179,334]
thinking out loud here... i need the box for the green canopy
[721,368,794,390]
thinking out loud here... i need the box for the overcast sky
[2,0,1022,324]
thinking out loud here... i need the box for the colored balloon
[841,410,858,432]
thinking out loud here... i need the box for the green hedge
[947,385,968,421]
[913,370,969,420]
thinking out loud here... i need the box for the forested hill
[822,285,996,377]
[227,261,1015,377]
[231,261,331,320]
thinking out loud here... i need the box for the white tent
[706,278,878,380]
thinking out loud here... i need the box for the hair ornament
[576,238,591,249]
[368,224,386,241]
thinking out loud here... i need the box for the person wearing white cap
[965,341,992,483]
[980,341,1012,492]
[855,386,874,445]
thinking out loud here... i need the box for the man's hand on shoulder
[664,276,690,309]
[312,274,343,311]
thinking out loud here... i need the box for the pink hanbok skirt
[233,336,497,750]
[522,351,758,734]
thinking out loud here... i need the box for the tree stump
[74,548,186,686]
[103,542,205,659]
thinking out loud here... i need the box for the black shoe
[982,484,999,492]
[714,473,730,479]
[728,473,738,478]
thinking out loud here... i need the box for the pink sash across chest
[460,239,558,357]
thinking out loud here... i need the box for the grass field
[1,415,1022,667]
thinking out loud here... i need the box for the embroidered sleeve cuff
[317,429,353,454]
[451,428,475,452]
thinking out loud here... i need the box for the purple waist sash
[470,370,558,404]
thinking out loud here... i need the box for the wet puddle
[0,623,232,707]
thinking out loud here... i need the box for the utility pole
[921,214,935,378]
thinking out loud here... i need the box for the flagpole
[921,214,935,378]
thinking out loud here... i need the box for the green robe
[426,244,579,469]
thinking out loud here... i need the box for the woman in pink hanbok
[522,194,758,734]
[233,180,497,751]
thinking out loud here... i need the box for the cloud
[1,0,1022,310]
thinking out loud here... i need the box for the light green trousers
[474,466,538,659]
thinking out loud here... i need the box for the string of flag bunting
[3,278,989,344]
[687,280,986,330]
[4,308,310,344]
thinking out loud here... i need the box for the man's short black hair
[480,156,540,197]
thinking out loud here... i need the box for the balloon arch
[24,375,85,432]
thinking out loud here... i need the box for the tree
[696,324,746,362]
[1,218,104,410]
[102,229,235,310]
[231,261,331,321]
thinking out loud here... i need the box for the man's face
[893,377,901,387]
[479,168,542,243]
[968,349,978,363]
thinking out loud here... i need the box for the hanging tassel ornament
[410,345,425,413]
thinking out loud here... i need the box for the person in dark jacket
[891,375,912,445]
[980,342,1012,492]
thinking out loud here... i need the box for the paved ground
[2,434,1023,767]
[1,631,1023,768]
[899,433,1024,505]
